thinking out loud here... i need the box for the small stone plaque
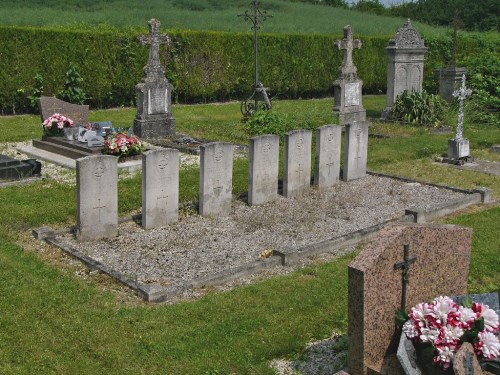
[147,87,168,115]
[87,136,104,148]
[345,82,360,106]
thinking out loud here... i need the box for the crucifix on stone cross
[138,18,171,79]
[394,244,417,311]
[335,25,362,76]
[453,74,472,140]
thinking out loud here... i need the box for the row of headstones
[76,122,369,241]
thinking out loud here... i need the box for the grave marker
[346,222,472,375]
[133,18,176,138]
[448,74,473,160]
[38,96,89,125]
[248,135,279,205]
[142,149,179,229]
[343,121,368,181]
[314,125,341,190]
[76,155,118,241]
[199,142,233,216]
[382,20,427,119]
[333,25,366,125]
[283,130,312,198]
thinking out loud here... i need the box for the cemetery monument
[447,74,472,161]
[133,18,176,138]
[437,13,467,103]
[238,0,273,118]
[382,19,427,119]
[333,25,366,125]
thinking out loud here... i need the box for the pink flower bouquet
[102,133,146,158]
[42,113,74,136]
[401,296,499,372]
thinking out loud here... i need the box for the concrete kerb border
[32,171,493,303]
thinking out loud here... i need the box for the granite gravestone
[38,96,89,125]
[333,25,366,125]
[344,222,472,375]
[382,20,428,119]
[199,142,233,216]
[142,149,179,229]
[314,125,341,190]
[76,155,118,241]
[248,135,279,205]
[283,130,312,198]
[343,121,368,181]
[133,18,176,139]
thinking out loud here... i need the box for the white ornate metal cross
[452,74,472,139]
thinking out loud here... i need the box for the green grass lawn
[0,96,499,373]
[0,0,449,37]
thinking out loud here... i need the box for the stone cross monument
[133,18,176,139]
[382,19,427,119]
[333,25,366,125]
[448,74,472,160]
[437,13,467,103]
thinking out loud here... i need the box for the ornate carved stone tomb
[133,18,176,139]
[382,19,428,119]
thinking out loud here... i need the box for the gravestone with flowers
[335,222,477,375]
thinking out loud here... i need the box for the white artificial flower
[431,296,457,324]
[458,306,477,328]
[480,307,499,332]
[403,320,419,339]
[420,327,440,343]
[478,331,500,360]
[442,324,464,343]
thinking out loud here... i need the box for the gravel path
[59,175,469,288]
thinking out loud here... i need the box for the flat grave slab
[0,154,41,180]
[435,158,500,176]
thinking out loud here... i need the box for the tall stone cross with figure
[453,74,472,139]
[393,244,417,311]
[335,25,362,78]
[138,18,171,79]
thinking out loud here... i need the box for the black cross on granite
[138,18,171,79]
[464,351,475,375]
[394,244,417,311]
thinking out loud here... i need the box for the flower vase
[63,127,74,141]
[415,343,453,375]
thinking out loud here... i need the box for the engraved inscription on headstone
[142,149,179,229]
[343,121,368,181]
[76,155,118,241]
[314,125,341,190]
[148,88,168,115]
[248,135,279,205]
[199,142,233,216]
[345,82,360,106]
[283,130,312,198]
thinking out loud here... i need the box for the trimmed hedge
[0,26,498,114]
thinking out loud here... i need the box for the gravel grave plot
[58,175,469,288]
